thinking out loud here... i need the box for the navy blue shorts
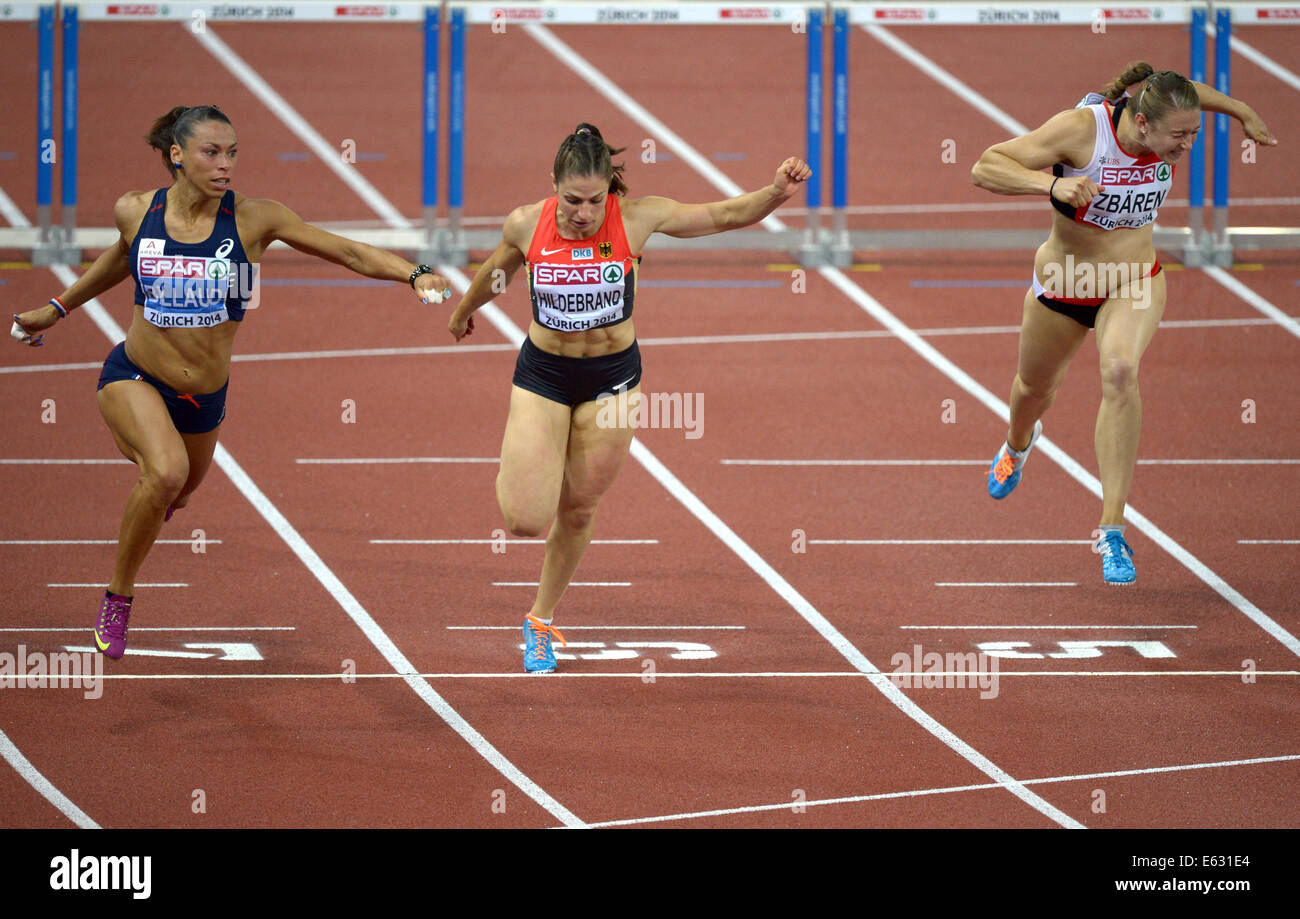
[512,336,642,407]
[96,342,228,434]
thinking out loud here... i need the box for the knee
[555,499,598,533]
[1015,372,1058,401]
[142,461,188,502]
[1099,356,1139,401]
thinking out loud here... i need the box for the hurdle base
[1209,239,1234,268]
[420,230,469,269]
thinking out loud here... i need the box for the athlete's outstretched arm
[447,206,531,342]
[1190,83,1277,145]
[971,108,1100,209]
[251,199,452,303]
[10,193,140,345]
[635,156,811,239]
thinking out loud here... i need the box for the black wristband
[1049,177,1059,201]
[409,264,433,289]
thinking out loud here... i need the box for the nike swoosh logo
[540,247,568,256]
[94,632,111,651]
[612,377,634,391]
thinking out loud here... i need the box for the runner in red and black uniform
[11,104,452,658]
[971,63,1275,584]
[448,123,810,672]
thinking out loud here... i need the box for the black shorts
[512,336,642,407]
[96,341,228,434]
[1034,259,1163,329]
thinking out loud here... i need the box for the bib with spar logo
[1052,95,1174,232]
[526,194,638,333]
[130,188,252,328]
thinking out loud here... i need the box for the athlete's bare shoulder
[113,190,156,244]
[502,199,547,252]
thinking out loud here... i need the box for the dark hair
[145,105,233,178]
[1101,63,1199,125]
[553,123,627,196]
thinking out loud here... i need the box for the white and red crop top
[525,195,639,334]
[1052,95,1174,232]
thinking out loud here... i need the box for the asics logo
[215,238,235,259]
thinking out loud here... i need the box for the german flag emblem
[599,241,613,258]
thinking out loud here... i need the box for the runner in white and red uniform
[10,104,452,659]
[971,63,1276,585]
[448,123,810,673]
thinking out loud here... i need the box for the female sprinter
[971,64,1275,584]
[10,105,452,657]
[447,124,810,672]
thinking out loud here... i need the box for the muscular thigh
[564,384,640,505]
[1094,270,1167,365]
[97,380,188,474]
[1016,288,1091,390]
[498,385,573,522]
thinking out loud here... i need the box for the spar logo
[333,5,395,16]
[492,5,547,19]
[720,8,773,19]
[601,263,624,284]
[1099,163,1169,185]
[1257,7,1300,18]
[873,7,931,20]
[1101,8,1159,20]
[105,4,162,15]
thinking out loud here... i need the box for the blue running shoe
[987,420,1043,499]
[522,614,567,674]
[1096,529,1136,585]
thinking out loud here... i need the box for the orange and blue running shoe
[94,591,132,659]
[987,420,1043,499]
[1096,528,1136,585]
[522,613,566,674]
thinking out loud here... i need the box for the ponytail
[553,123,628,196]
[144,104,233,178]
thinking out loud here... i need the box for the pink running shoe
[94,592,132,659]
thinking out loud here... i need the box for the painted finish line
[62,642,262,661]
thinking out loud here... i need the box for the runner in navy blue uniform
[10,105,452,658]
[971,64,1275,584]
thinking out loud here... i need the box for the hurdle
[444,1,830,265]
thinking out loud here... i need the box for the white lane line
[724,458,1300,467]
[585,752,1300,828]
[0,729,99,829]
[190,25,409,228]
[936,582,1078,587]
[2,539,220,545]
[1213,21,1300,94]
[813,539,1094,545]
[448,625,745,631]
[296,457,500,464]
[179,30,584,828]
[1239,540,1300,544]
[373,539,658,545]
[858,24,1300,660]
[526,22,1084,831]
[900,625,1197,630]
[47,583,188,588]
[0,459,132,464]
[0,626,294,632]
[1137,459,1300,465]
[4,317,1294,378]
[53,670,1300,681]
[1203,266,1300,341]
[491,581,630,587]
